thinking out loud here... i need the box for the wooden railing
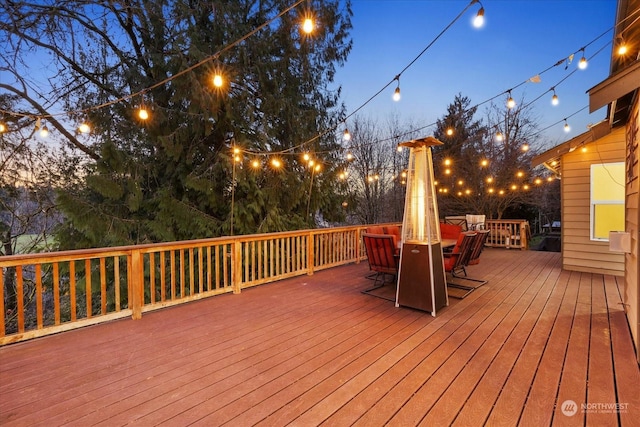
[0,224,398,345]
[484,219,530,250]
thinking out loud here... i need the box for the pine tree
[1,0,353,248]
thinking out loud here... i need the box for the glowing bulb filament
[302,17,313,33]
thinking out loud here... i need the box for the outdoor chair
[362,233,399,292]
[468,229,490,265]
[443,231,476,277]
[466,214,486,230]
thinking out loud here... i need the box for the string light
[343,128,351,141]
[563,119,571,133]
[270,158,282,169]
[0,122,6,133]
[495,131,504,142]
[506,91,516,109]
[393,76,401,102]
[446,128,454,136]
[521,143,530,152]
[302,16,314,34]
[578,48,588,69]
[213,73,223,87]
[78,122,90,134]
[551,88,559,106]
[616,36,628,55]
[473,3,485,28]
[38,119,49,138]
[138,106,149,120]
[346,152,354,161]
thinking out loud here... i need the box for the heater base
[396,242,447,315]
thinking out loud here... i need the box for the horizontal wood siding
[561,126,626,276]
[624,100,639,360]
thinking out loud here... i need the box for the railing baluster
[149,252,156,304]
[16,266,24,333]
[188,248,194,296]
[53,262,61,324]
[35,264,43,329]
[113,257,120,311]
[170,250,176,300]
[85,259,91,319]
[70,261,77,321]
[100,258,106,315]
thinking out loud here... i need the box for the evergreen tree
[432,93,547,220]
[1,0,352,248]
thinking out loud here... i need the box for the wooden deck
[1,249,638,426]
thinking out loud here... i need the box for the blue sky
[333,0,617,148]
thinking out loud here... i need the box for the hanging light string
[240,6,622,160]
[331,35,614,155]
[237,0,485,157]
[0,0,307,121]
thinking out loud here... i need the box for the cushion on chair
[366,226,385,235]
[440,222,463,240]
[443,232,476,273]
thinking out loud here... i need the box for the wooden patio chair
[443,231,476,278]
[361,233,399,294]
[468,229,490,265]
[445,231,488,298]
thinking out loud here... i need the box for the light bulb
[495,131,504,142]
[78,122,90,133]
[506,95,516,109]
[39,125,49,138]
[302,17,313,34]
[138,108,149,120]
[473,7,485,28]
[578,56,587,70]
[0,122,6,133]
[551,93,559,106]
[343,128,351,141]
[618,40,629,55]
[346,152,354,161]
[446,128,454,136]
[564,120,571,132]
[213,74,223,87]
[521,143,530,152]
[393,86,401,102]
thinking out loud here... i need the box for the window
[590,162,625,241]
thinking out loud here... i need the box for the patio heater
[395,136,448,316]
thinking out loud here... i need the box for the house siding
[561,126,626,276]
[624,98,639,360]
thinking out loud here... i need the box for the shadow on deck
[1,249,639,426]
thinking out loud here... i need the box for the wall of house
[561,126,626,276]
[624,98,639,360]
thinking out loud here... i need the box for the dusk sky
[334,0,617,149]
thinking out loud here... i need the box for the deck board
[1,248,638,426]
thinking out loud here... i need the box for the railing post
[307,231,315,276]
[520,221,528,250]
[130,249,143,320]
[232,240,242,294]
[355,227,362,264]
